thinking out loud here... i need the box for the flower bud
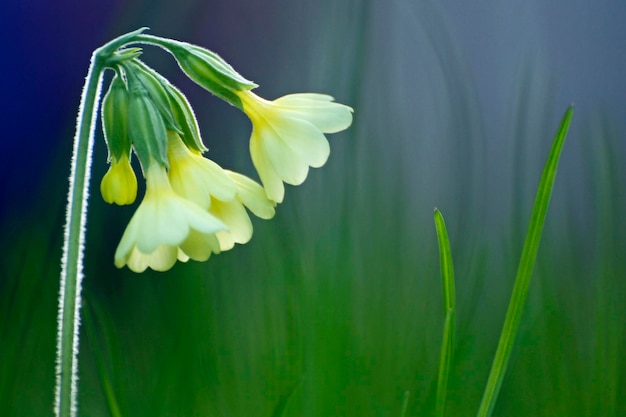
[100,154,138,205]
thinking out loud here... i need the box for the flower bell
[166,131,237,209]
[114,158,227,272]
[235,91,353,203]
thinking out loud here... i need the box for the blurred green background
[1,1,625,416]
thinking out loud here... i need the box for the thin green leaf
[435,209,456,313]
[434,208,456,417]
[476,105,574,417]
[400,391,410,417]
[269,377,302,417]
[83,300,123,417]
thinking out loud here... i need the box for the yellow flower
[166,131,276,251]
[114,159,227,272]
[236,91,353,203]
[100,154,138,205]
[166,131,237,209]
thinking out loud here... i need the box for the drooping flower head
[156,38,353,202]
[94,34,353,272]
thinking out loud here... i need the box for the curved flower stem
[55,28,148,417]
[55,52,105,417]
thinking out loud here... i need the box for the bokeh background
[1,0,625,416]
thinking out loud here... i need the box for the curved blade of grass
[269,376,302,417]
[434,209,456,417]
[82,300,123,417]
[476,105,574,417]
[400,390,410,417]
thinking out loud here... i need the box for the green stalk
[434,209,456,417]
[55,28,147,417]
[55,52,105,417]
[476,106,574,417]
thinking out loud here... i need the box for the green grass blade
[476,105,574,417]
[434,209,456,417]
[269,377,302,417]
[434,209,456,314]
[400,390,410,417]
[83,300,123,417]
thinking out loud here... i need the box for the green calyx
[97,29,261,111]
[101,74,131,162]
[127,82,169,171]
[125,61,182,135]
[137,36,257,109]
[94,27,149,65]
[106,47,143,67]
[132,60,208,153]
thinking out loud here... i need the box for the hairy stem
[55,28,148,417]
[55,51,105,417]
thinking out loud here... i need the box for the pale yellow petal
[167,132,237,208]
[250,133,285,203]
[211,199,253,250]
[134,197,191,254]
[272,115,330,168]
[124,244,178,273]
[226,171,276,219]
[177,249,190,262]
[274,93,354,133]
[114,216,140,268]
[179,229,221,261]
[128,191,226,254]
[259,124,310,185]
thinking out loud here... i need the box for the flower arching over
[100,154,138,205]
[91,39,354,273]
[114,159,227,272]
[236,90,353,203]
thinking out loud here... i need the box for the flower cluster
[99,38,353,272]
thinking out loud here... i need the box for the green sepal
[101,74,131,162]
[133,60,207,153]
[156,39,257,108]
[106,47,143,67]
[164,82,207,153]
[127,87,169,171]
[125,61,182,135]
[95,27,149,64]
